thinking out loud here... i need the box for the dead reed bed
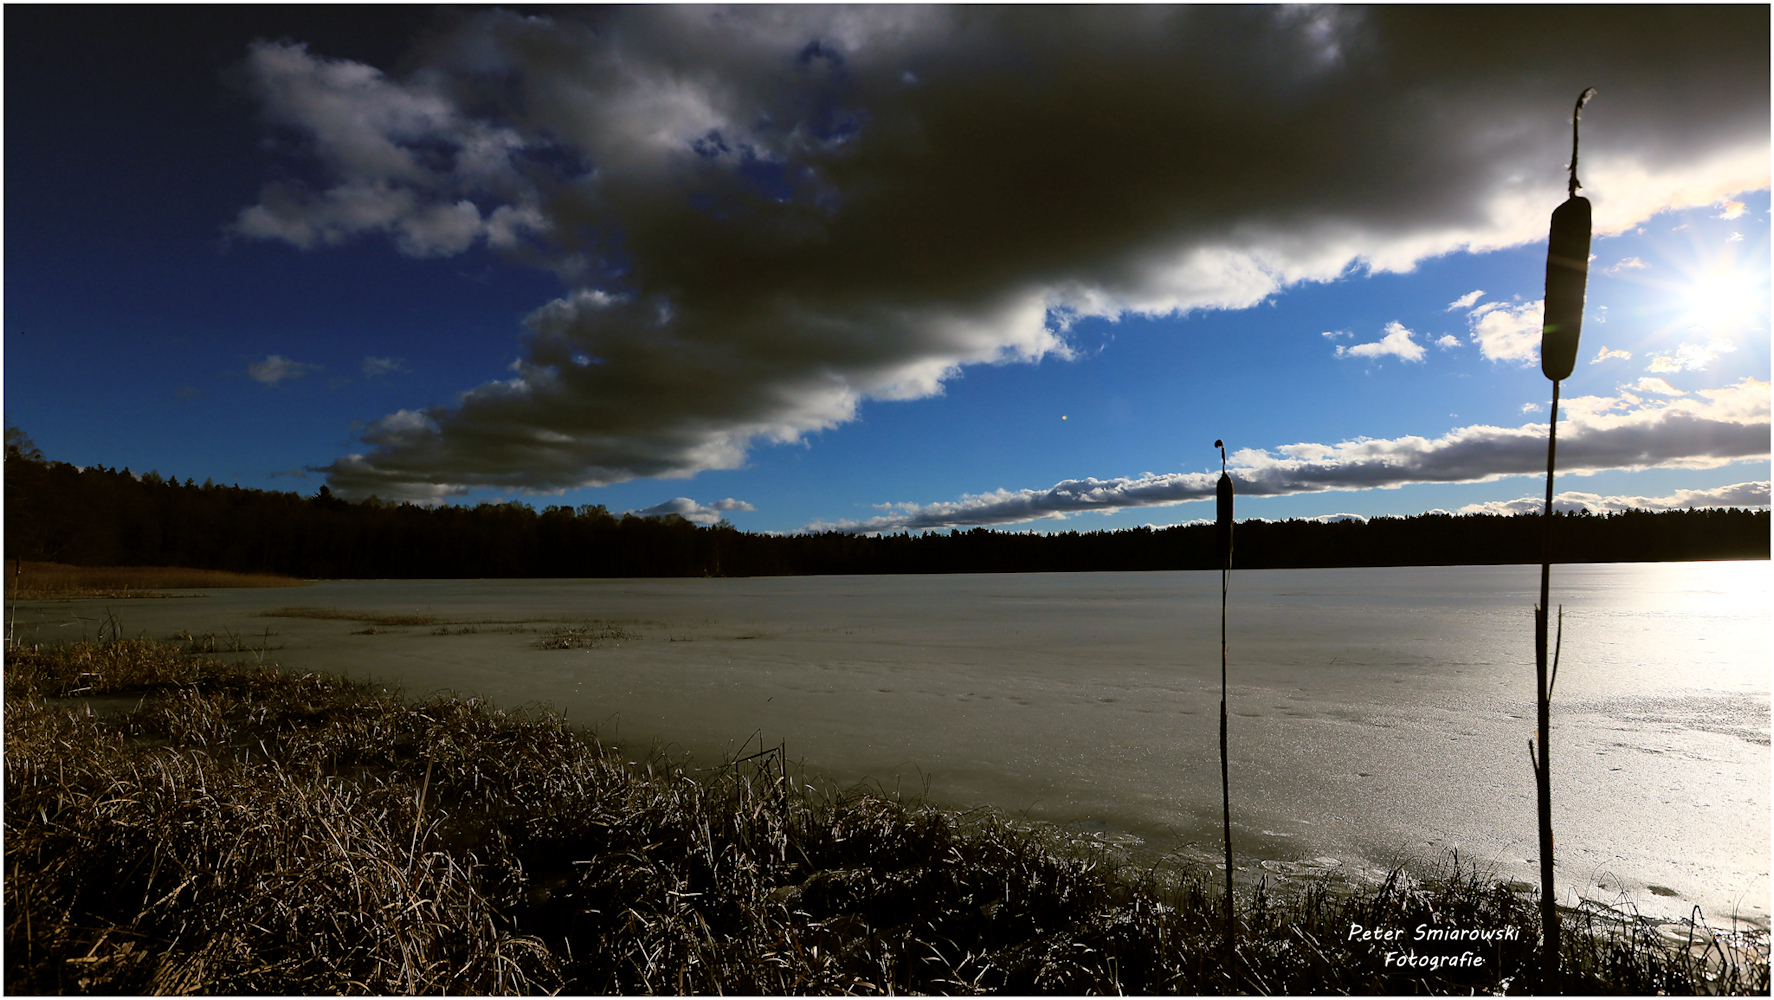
[6,638,1766,995]
[5,561,306,600]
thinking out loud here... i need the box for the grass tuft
[533,623,638,649]
[7,638,1767,995]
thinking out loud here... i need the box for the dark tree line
[5,435,1767,579]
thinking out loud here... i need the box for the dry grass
[6,641,554,993]
[6,638,1767,995]
[5,561,306,600]
[533,623,638,649]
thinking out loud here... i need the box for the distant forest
[4,437,1767,579]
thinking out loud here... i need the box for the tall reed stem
[1214,441,1235,982]
[1535,379,1561,990]
[1220,559,1233,967]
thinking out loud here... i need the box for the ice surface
[15,561,1768,925]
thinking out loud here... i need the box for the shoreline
[664,730,1772,945]
[7,636,1766,994]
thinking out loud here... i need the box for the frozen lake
[15,561,1768,928]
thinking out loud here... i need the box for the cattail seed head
[1216,471,1234,567]
[1541,194,1591,381]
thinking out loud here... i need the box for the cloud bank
[812,379,1770,532]
[1457,481,1768,516]
[229,7,1770,499]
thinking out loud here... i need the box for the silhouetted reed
[1215,438,1237,977]
[7,638,1765,994]
[1530,86,1597,988]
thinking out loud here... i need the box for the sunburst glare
[1678,257,1769,337]
[1598,212,1770,374]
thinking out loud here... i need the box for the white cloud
[1646,338,1736,373]
[248,354,322,384]
[1717,199,1746,220]
[1446,290,1485,311]
[236,182,504,257]
[1591,346,1633,364]
[629,496,756,525]
[222,9,1769,498]
[1603,256,1648,274]
[1466,299,1543,365]
[230,40,542,257]
[1458,481,1768,516]
[1335,321,1426,363]
[813,378,1770,532]
[1520,402,1542,413]
[1628,376,1684,397]
[1435,335,1460,350]
[1321,329,1352,340]
[362,356,410,377]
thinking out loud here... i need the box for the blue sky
[6,6,1769,534]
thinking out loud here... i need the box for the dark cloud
[814,380,1769,532]
[230,7,1770,499]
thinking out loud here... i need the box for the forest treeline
[4,437,1767,579]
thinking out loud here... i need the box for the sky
[5,6,1769,535]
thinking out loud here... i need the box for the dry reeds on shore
[5,561,306,600]
[6,638,1767,995]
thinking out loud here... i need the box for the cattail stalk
[1214,439,1235,979]
[1531,86,1595,991]
[1532,382,1561,989]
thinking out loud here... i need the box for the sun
[1678,261,1767,337]
[1606,216,1771,349]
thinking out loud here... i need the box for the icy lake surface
[19,561,1768,927]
